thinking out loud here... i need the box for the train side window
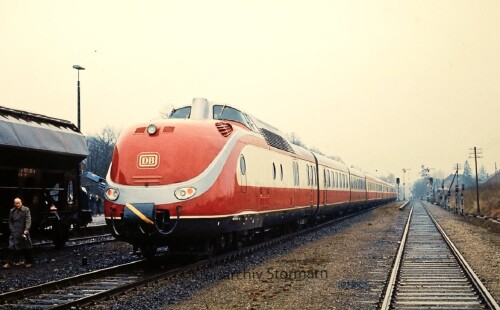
[240,155,246,175]
[280,164,283,181]
[293,162,297,185]
[272,163,276,180]
[307,165,310,186]
[295,163,300,186]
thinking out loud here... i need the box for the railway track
[0,204,385,309]
[380,200,500,310]
[0,225,112,251]
[0,260,148,309]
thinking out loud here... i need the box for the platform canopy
[0,106,88,162]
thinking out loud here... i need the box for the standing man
[89,194,96,216]
[2,197,33,268]
[95,194,102,216]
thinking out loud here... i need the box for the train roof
[0,106,88,158]
[169,98,297,154]
[167,98,395,187]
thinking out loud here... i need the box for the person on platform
[88,193,96,215]
[2,197,33,268]
[95,194,103,216]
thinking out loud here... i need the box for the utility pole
[469,147,483,215]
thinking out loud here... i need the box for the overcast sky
[1,0,500,184]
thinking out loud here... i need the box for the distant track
[380,200,500,310]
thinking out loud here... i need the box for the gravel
[0,240,137,294]
[426,202,500,302]
[89,203,410,309]
[2,201,499,310]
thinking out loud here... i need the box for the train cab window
[169,106,191,119]
[213,105,251,128]
[240,155,246,176]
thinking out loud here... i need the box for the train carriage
[0,106,91,248]
[104,98,397,256]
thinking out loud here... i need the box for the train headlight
[147,124,157,135]
[105,188,120,201]
[174,187,196,200]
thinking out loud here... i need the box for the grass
[464,184,500,218]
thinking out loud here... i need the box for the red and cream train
[104,98,396,256]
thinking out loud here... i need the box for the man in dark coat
[2,197,33,268]
[95,194,103,216]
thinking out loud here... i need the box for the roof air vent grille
[259,128,295,153]
[216,122,233,137]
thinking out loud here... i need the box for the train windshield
[169,106,191,119]
[213,105,251,129]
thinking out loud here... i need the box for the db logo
[137,152,159,169]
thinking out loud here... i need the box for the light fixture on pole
[73,65,85,131]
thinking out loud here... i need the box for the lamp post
[73,65,85,131]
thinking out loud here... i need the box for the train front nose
[108,121,223,187]
[104,120,231,243]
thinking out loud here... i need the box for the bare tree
[287,132,306,147]
[379,173,396,184]
[84,126,120,188]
